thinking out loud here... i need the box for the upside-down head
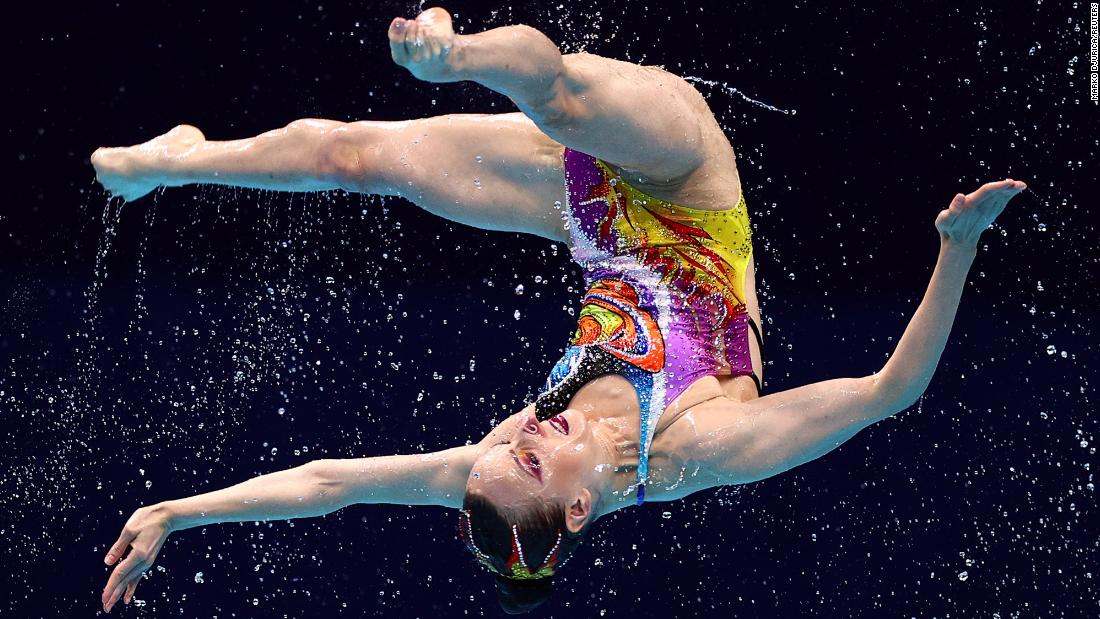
[460,409,609,613]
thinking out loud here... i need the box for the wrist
[152,500,184,532]
[939,236,978,259]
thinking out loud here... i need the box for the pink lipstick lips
[548,414,569,435]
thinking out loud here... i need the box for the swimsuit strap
[747,316,764,394]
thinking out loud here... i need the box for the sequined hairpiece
[457,510,563,580]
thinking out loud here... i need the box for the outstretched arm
[688,179,1027,485]
[390,8,712,183]
[100,446,477,612]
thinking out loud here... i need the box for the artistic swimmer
[92,7,1027,614]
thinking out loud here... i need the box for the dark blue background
[3,1,1097,617]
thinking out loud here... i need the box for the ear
[565,488,594,533]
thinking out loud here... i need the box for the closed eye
[510,449,541,482]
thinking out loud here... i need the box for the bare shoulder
[648,395,763,499]
[638,400,739,503]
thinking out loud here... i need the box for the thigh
[350,112,568,242]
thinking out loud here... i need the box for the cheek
[547,441,591,474]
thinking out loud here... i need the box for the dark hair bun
[495,574,554,614]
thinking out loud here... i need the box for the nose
[522,412,544,437]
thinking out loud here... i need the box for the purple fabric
[560,147,756,408]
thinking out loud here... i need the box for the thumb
[105,528,137,565]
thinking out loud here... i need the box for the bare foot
[90,125,205,202]
[935,178,1027,246]
[387,7,458,83]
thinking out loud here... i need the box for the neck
[589,419,643,519]
[568,374,649,518]
[567,376,651,521]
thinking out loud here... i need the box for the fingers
[123,580,138,606]
[986,178,1027,192]
[105,527,137,565]
[966,179,1027,205]
[102,552,146,612]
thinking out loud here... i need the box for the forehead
[469,444,519,481]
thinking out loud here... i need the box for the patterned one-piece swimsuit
[534,147,764,506]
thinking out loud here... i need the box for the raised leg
[389,8,740,210]
[90,113,569,241]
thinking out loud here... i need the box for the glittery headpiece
[457,509,563,580]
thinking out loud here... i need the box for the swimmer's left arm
[160,446,478,526]
[101,448,476,611]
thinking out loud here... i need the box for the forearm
[447,26,565,108]
[161,460,348,532]
[873,239,977,411]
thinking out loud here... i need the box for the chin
[564,408,587,437]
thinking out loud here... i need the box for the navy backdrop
[3,1,1097,617]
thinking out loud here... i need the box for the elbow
[302,459,349,505]
[867,374,927,418]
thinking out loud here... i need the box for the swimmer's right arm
[101,445,478,612]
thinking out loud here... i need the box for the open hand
[935,178,1027,246]
[101,504,174,612]
[388,7,458,83]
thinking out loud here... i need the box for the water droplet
[958,571,969,581]
[194,571,205,584]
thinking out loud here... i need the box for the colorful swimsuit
[534,147,763,506]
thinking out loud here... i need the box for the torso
[477,188,764,516]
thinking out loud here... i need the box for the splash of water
[683,76,797,115]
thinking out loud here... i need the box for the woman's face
[466,409,607,529]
